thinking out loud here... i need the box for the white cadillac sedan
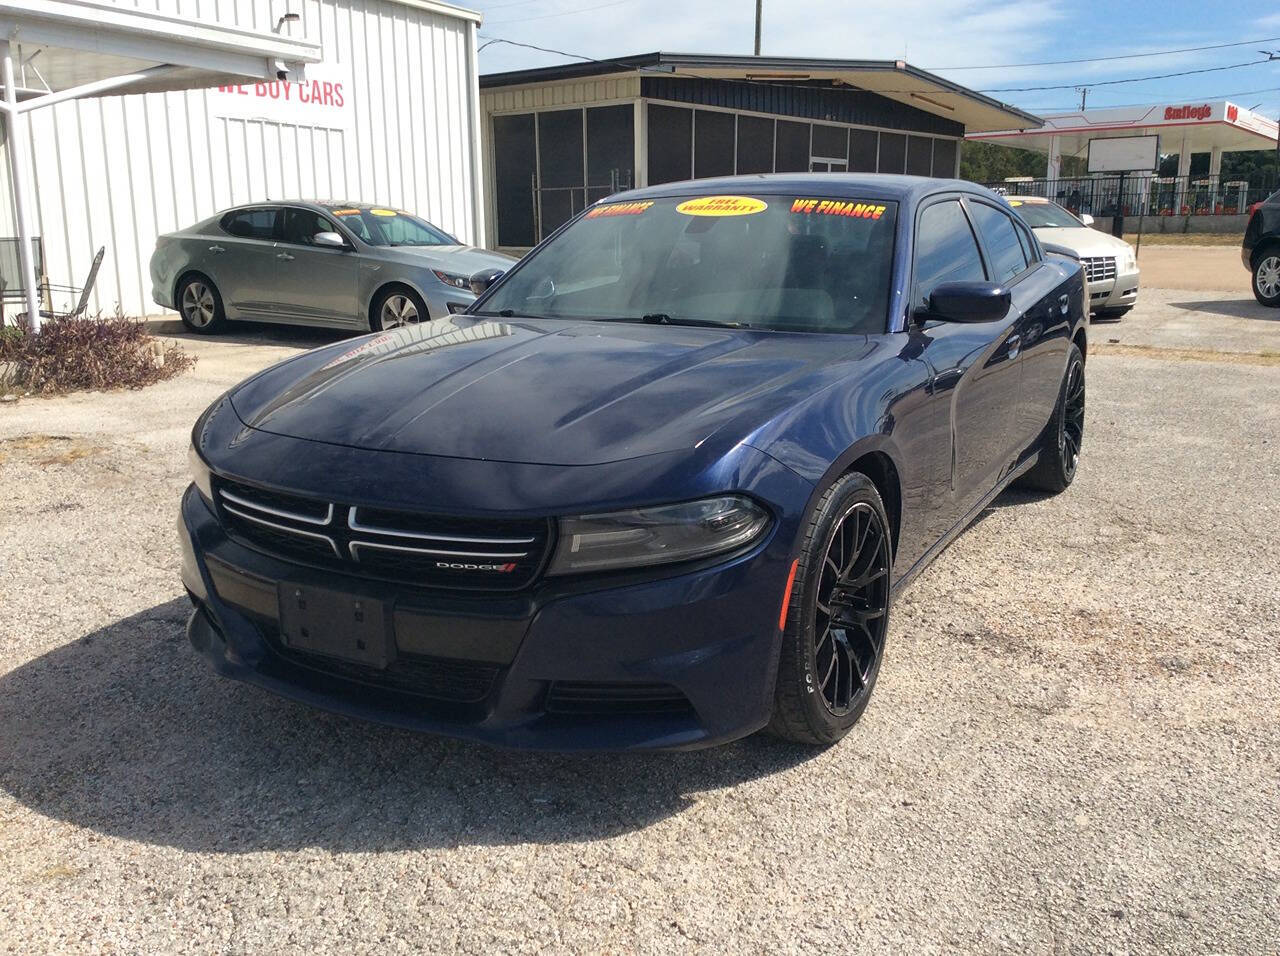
[1007,196,1139,319]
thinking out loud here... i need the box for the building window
[849,128,878,172]
[879,132,906,174]
[694,109,736,179]
[775,120,810,173]
[736,115,774,174]
[493,106,635,247]
[932,138,958,177]
[648,104,693,185]
[906,135,933,176]
[492,113,537,247]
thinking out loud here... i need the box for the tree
[959,141,1086,182]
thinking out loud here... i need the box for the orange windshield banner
[584,201,655,219]
[790,199,887,220]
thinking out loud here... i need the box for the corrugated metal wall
[1,0,481,317]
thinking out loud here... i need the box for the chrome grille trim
[221,503,341,557]
[1082,256,1117,283]
[348,540,530,560]
[221,488,334,526]
[347,507,536,545]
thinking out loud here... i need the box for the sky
[471,0,1280,123]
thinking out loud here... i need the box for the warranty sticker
[790,199,887,220]
[585,201,655,219]
[370,208,398,217]
[676,196,768,217]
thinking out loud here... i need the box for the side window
[222,208,279,241]
[281,208,340,246]
[913,199,986,308]
[969,202,1030,283]
[1016,220,1040,263]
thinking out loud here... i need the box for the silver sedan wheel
[380,294,420,329]
[1257,255,1280,299]
[181,281,216,327]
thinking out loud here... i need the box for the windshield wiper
[470,308,516,317]
[638,313,749,329]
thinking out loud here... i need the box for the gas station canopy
[0,0,322,329]
[966,100,1279,159]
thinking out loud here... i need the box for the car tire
[1251,251,1280,308]
[768,472,893,746]
[176,274,226,334]
[1093,306,1131,320]
[371,286,430,331]
[1018,343,1085,494]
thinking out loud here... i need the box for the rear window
[480,194,899,334]
[222,207,278,240]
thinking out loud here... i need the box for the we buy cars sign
[211,62,352,131]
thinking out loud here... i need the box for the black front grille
[260,625,500,704]
[545,681,694,716]
[214,478,552,591]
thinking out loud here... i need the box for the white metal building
[0,0,485,318]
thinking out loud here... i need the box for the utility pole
[754,0,762,55]
[1075,86,1089,111]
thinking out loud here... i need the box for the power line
[928,35,1280,71]
[979,59,1274,93]
[1022,86,1280,113]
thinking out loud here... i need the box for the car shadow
[0,599,811,853]
[146,318,359,349]
[1168,299,1278,321]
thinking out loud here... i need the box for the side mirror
[312,231,347,249]
[921,281,1011,324]
[469,268,505,296]
[1080,213,1095,227]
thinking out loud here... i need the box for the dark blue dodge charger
[180,174,1088,750]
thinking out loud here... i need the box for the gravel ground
[1,300,1278,952]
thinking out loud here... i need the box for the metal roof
[0,0,322,99]
[479,52,1042,134]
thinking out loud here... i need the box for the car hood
[228,316,866,466]
[381,245,517,274]
[1033,227,1133,258]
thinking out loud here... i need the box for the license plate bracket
[277,583,394,670]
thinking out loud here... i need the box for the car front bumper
[1087,268,1139,312]
[177,484,797,751]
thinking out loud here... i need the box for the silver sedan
[149,201,516,333]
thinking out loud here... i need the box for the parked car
[150,201,516,333]
[1006,196,1138,319]
[1243,189,1280,307]
[179,175,1088,750]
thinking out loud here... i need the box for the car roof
[609,173,1004,206]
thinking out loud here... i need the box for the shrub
[0,313,195,394]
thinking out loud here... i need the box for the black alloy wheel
[812,501,891,716]
[1019,342,1085,494]
[769,472,893,745]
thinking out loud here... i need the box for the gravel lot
[1,279,1278,952]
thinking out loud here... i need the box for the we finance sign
[211,62,352,131]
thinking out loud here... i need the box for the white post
[1175,135,1192,215]
[1208,145,1223,213]
[1046,135,1062,181]
[2,41,40,332]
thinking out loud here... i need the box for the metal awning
[480,52,1043,135]
[0,0,322,329]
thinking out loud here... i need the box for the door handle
[1058,294,1070,315]
[276,252,295,261]
[208,245,225,253]
[1007,334,1022,359]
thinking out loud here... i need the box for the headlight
[432,269,472,291]
[189,444,214,506]
[546,495,770,575]
[1121,247,1137,271]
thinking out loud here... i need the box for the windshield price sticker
[585,201,655,219]
[790,199,887,220]
[676,196,768,217]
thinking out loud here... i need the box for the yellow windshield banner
[790,199,887,220]
[585,201,655,219]
[370,208,398,217]
[676,196,768,217]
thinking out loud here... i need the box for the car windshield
[478,194,899,334]
[1009,199,1083,229]
[330,207,456,246]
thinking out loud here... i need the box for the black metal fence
[980,174,1279,218]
